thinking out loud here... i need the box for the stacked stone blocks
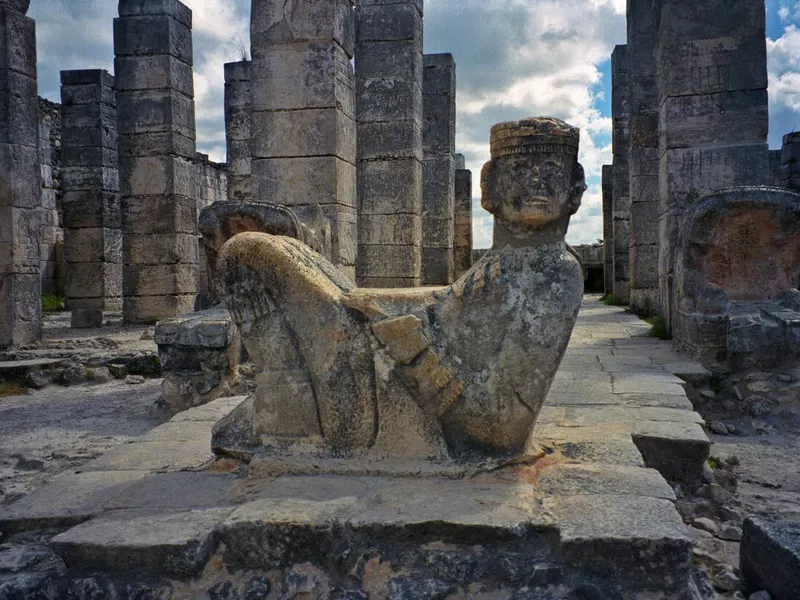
[602,164,613,297]
[611,45,631,304]
[0,0,41,347]
[250,0,357,281]
[60,69,122,328]
[422,53,456,285]
[782,132,800,192]
[355,0,423,287]
[38,98,63,297]
[114,0,199,324]
[224,61,250,203]
[627,0,660,315]
[453,153,472,279]
[655,0,769,330]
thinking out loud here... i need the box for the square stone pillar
[627,0,659,315]
[224,60,251,203]
[454,153,472,279]
[114,0,199,324]
[602,164,614,298]
[422,53,456,286]
[782,132,800,192]
[611,45,631,305]
[355,0,423,287]
[60,70,122,328]
[251,0,357,281]
[0,0,41,347]
[655,0,768,331]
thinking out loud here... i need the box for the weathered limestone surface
[224,60,250,203]
[673,187,800,368]
[250,0,357,281]
[782,132,800,192]
[213,118,584,465]
[602,164,613,297]
[194,153,227,212]
[355,0,423,287]
[655,0,769,332]
[741,516,800,600]
[453,153,472,279]
[60,70,122,329]
[38,98,63,297]
[611,45,630,305]
[114,0,199,324]
[627,0,659,315]
[422,53,456,285]
[0,0,41,347]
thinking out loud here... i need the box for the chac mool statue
[214,117,586,467]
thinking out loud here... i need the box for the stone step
[0,358,71,382]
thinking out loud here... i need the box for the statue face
[481,152,585,228]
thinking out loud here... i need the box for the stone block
[356,78,422,124]
[0,272,40,346]
[123,294,196,324]
[251,156,356,208]
[613,217,630,254]
[117,130,196,158]
[64,227,122,264]
[356,2,422,43]
[358,119,422,160]
[114,54,193,96]
[741,516,800,600]
[118,0,192,26]
[422,155,455,218]
[61,166,119,193]
[356,39,422,82]
[60,83,116,110]
[113,13,192,62]
[66,263,122,299]
[59,68,115,87]
[422,93,456,154]
[71,308,103,329]
[422,55,456,96]
[422,218,454,249]
[0,206,40,267]
[0,7,36,77]
[116,90,196,142]
[61,147,118,169]
[0,143,38,208]
[119,155,196,198]
[421,247,454,285]
[0,69,37,146]
[630,201,658,246]
[358,213,421,246]
[630,243,659,289]
[629,113,658,149]
[357,244,420,278]
[659,90,768,150]
[123,233,198,266]
[250,42,354,116]
[123,263,198,296]
[60,125,117,151]
[61,191,121,229]
[358,158,422,215]
[250,108,356,163]
[251,0,354,57]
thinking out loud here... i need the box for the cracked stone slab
[533,464,675,500]
[77,441,214,473]
[169,396,247,423]
[51,508,233,577]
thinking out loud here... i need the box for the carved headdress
[489,117,580,158]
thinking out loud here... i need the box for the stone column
[114,0,198,324]
[355,0,423,287]
[655,0,768,331]
[454,153,472,279]
[422,53,456,285]
[0,0,41,347]
[602,164,613,298]
[224,60,250,202]
[782,132,800,192]
[627,0,659,315]
[611,45,631,305]
[60,70,122,328]
[251,0,357,281]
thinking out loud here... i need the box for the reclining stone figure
[213,118,586,466]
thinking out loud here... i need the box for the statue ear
[568,161,587,214]
[480,161,497,213]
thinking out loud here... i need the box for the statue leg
[218,232,377,453]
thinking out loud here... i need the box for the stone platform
[0,297,712,598]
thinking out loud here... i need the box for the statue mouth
[524,198,551,208]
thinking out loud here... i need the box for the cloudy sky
[30,0,800,248]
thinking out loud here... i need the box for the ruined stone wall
[194,154,228,213]
[38,97,63,297]
[655,0,769,332]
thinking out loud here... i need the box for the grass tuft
[0,381,26,398]
[644,315,670,340]
[42,293,66,313]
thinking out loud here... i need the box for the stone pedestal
[60,70,122,329]
[611,45,631,305]
[602,164,613,297]
[655,0,769,331]
[355,0,423,288]
[251,0,357,282]
[421,54,456,286]
[114,0,199,324]
[627,0,660,315]
[0,0,41,347]
[453,154,472,279]
[224,61,250,203]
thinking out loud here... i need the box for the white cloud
[768,22,800,146]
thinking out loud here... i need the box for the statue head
[480,118,586,237]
